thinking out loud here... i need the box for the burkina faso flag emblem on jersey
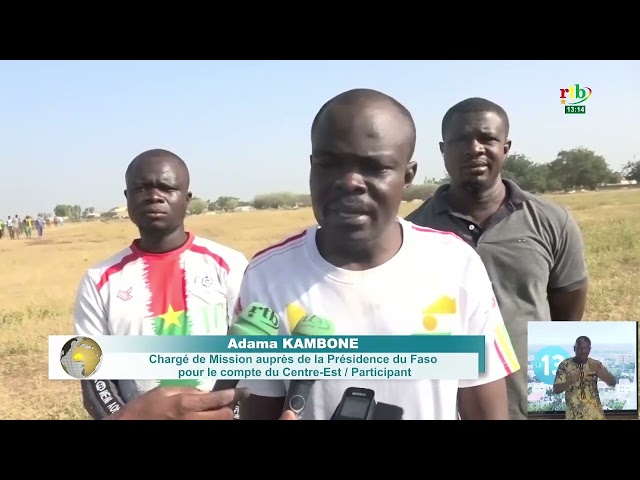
[145,255,198,388]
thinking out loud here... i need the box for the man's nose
[337,171,366,193]
[144,188,165,202]
[465,139,485,156]
[338,169,365,192]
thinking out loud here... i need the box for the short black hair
[311,88,417,159]
[441,97,510,139]
[575,336,591,346]
[125,149,188,182]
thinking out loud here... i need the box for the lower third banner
[48,335,485,381]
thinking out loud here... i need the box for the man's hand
[279,410,297,420]
[107,386,250,420]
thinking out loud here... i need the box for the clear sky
[1,60,638,215]
[528,321,638,346]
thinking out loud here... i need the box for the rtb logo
[560,83,592,115]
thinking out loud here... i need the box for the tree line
[53,147,639,219]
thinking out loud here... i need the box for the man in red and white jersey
[236,89,520,420]
[73,149,248,419]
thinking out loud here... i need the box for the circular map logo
[60,336,103,379]
[533,346,571,385]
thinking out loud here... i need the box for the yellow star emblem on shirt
[160,305,184,328]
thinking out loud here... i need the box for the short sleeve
[554,360,569,385]
[233,268,287,398]
[459,249,521,388]
[224,251,249,327]
[587,358,603,376]
[73,272,109,336]
[549,212,588,293]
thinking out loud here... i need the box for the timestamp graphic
[565,105,586,115]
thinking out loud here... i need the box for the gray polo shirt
[406,179,587,420]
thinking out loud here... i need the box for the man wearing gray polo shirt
[406,97,588,420]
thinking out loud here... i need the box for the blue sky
[528,321,638,346]
[1,60,638,215]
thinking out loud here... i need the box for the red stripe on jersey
[493,338,514,375]
[251,230,306,260]
[411,224,465,242]
[96,250,142,290]
[189,244,230,273]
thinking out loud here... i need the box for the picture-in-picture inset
[527,320,638,420]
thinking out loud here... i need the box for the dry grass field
[1,189,639,420]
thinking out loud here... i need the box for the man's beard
[461,179,486,198]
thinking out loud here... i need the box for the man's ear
[405,161,417,187]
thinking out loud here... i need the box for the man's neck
[573,356,587,366]
[447,177,506,217]
[137,227,188,254]
[317,222,403,271]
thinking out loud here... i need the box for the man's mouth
[143,210,167,217]
[329,199,368,213]
[465,161,489,174]
[330,206,368,217]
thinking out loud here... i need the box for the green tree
[502,153,549,192]
[53,204,82,221]
[211,196,240,212]
[622,155,640,182]
[547,148,614,190]
[188,197,207,215]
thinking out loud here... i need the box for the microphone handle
[284,379,315,418]
[211,379,240,392]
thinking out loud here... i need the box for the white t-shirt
[236,219,520,420]
[73,232,248,401]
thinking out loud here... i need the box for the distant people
[73,149,249,420]
[7,215,14,239]
[0,218,4,239]
[35,215,44,237]
[552,336,616,420]
[237,89,518,420]
[405,97,588,420]
[23,216,33,239]
[11,215,21,239]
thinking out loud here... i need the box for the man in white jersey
[236,89,520,420]
[73,149,249,419]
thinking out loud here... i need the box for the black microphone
[282,314,335,419]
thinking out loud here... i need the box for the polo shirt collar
[432,178,527,213]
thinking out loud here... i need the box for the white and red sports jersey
[74,233,248,402]
[236,218,520,420]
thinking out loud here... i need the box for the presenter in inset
[552,336,617,420]
[234,88,520,420]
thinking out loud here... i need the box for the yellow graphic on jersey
[286,303,307,332]
[421,296,457,335]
